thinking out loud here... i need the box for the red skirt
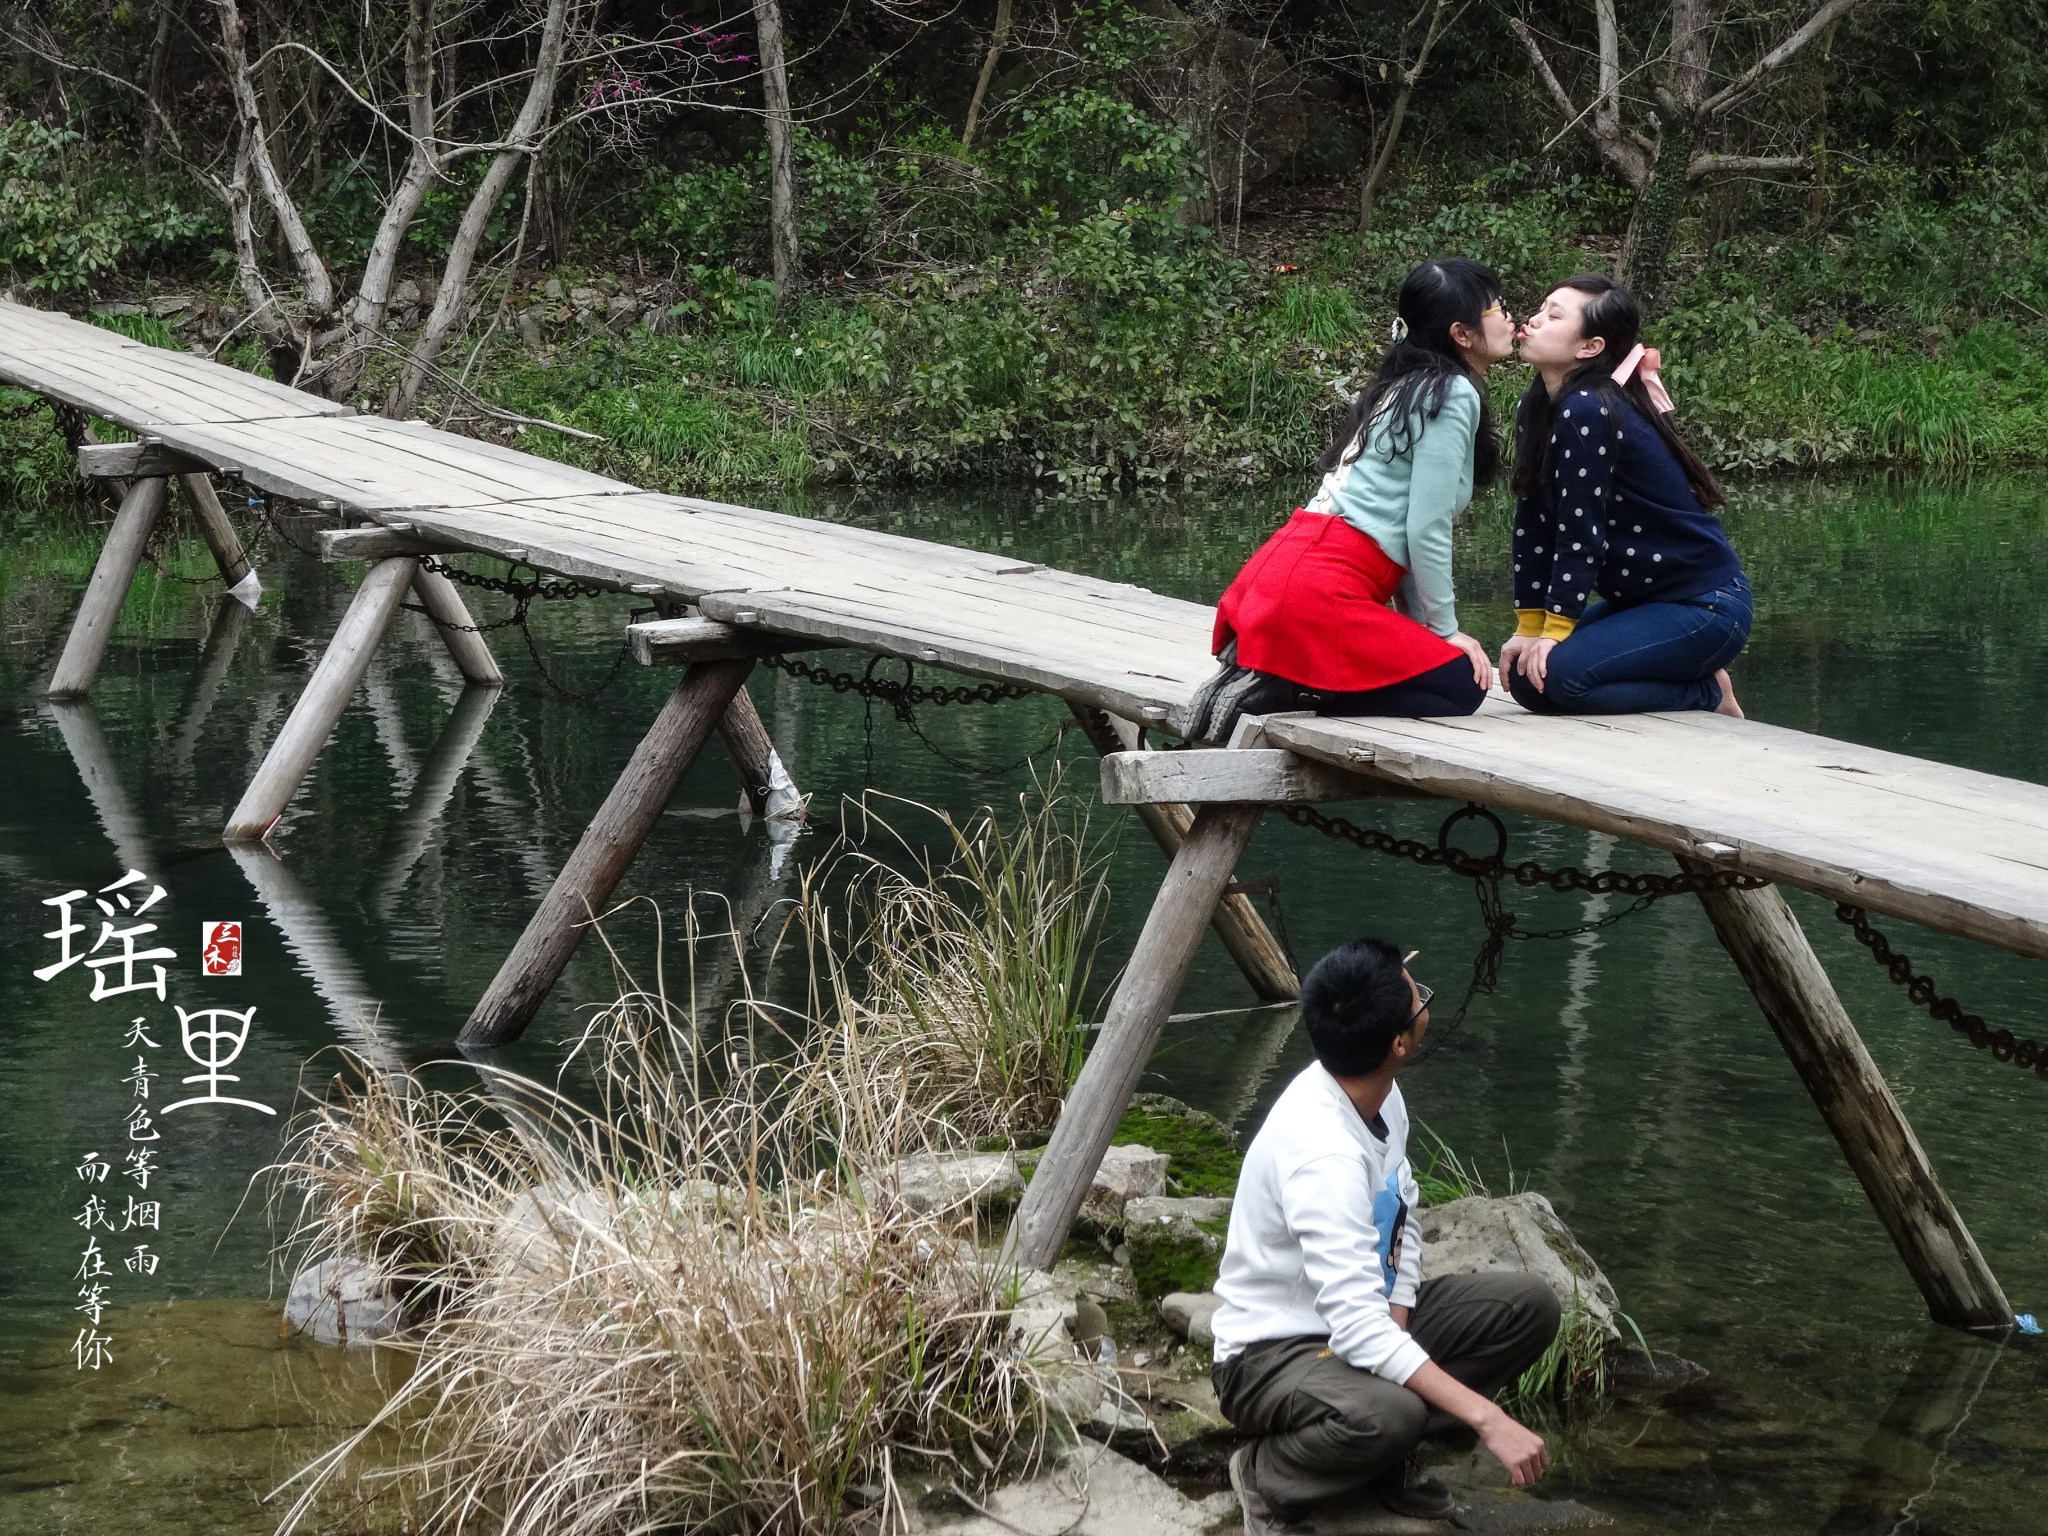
[1212,510,1460,692]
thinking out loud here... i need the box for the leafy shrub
[0,123,209,291]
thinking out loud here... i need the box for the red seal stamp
[201,921,243,977]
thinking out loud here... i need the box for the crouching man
[1211,937,1560,1534]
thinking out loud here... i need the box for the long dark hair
[1321,257,1501,489]
[1510,274,1724,508]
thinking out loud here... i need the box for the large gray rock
[865,1151,1023,1217]
[284,1257,407,1346]
[1159,1291,1221,1346]
[1419,1193,1621,1340]
[909,1440,1236,1535]
[1081,1143,1171,1228]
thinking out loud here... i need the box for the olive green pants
[1211,1272,1560,1516]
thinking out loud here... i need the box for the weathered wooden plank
[1687,861,2011,1331]
[1005,802,1267,1270]
[1264,712,2048,962]
[318,526,449,561]
[78,440,210,478]
[628,615,829,665]
[224,558,416,841]
[47,476,169,699]
[1101,747,1402,805]
[459,658,756,1046]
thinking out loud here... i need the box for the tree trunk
[1618,94,1695,312]
[961,0,1013,152]
[212,0,335,322]
[754,0,801,304]
[392,0,572,414]
[142,1,176,186]
[1357,84,1411,237]
[320,0,441,402]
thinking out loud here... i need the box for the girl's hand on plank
[1499,635,1557,692]
[1451,631,1494,692]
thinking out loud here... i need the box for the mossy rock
[1115,1094,1242,1198]
[1123,1196,1233,1299]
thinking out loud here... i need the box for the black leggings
[1239,655,1485,720]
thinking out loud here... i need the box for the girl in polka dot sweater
[1500,274,1751,717]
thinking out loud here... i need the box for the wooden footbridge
[9,300,2044,1337]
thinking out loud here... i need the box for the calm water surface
[1,474,2045,1534]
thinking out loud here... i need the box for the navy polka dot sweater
[1511,387,1743,639]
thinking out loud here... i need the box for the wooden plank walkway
[8,300,2045,959]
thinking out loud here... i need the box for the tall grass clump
[269,905,1057,1536]
[810,781,1111,1145]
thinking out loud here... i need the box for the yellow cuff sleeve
[1514,609,1545,638]
[1541,613,1579,641]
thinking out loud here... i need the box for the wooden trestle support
[1007,736,2014,1336]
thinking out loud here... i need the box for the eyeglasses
[1408,981,1435,1024]
[1480,301,1512,321]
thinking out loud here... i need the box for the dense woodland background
[1,0,2043,503]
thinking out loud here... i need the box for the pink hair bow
[1612,343,1674,413]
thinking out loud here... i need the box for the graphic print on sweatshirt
[1371,1161,1410,1295]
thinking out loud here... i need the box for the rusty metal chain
[409,553,637,702]
[1278,801,1770,904]
[761,651,1063,779]
[1834,904,2047,1080]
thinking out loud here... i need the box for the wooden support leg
[720,684,806,820]
[458,657,756,1048]
[1071,704,1296,1001]
[410,563,505,688]
[175,472,259,605]
[47,475,169,700]
[225,557,417,842]
[1688,863,2011,1332]
[1006,802,1266,1270]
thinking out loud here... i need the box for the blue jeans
[1507,577,1752,714]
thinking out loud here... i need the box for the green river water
[1,474,2044,1535]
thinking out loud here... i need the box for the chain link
[1834,904,2047,1080]
[761,651,1064,778]
[415,553,634,702]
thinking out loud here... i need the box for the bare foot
[1713,668,1744,718]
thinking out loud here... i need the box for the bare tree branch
[1700,0,1872,118]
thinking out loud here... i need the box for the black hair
[1509,273,1724,509]
[1299,936,1418,1077]
[1321,257,1501,490]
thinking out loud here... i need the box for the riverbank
[5,192,2045,519]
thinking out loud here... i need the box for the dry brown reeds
[801,779,1110,1145]
[269,899,1059,1536]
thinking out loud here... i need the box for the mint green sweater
[1303,372,1480,639]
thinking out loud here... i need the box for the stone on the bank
[1081,1142,1171,1229]
[1419,1192,1621,1339]
[1123,1195,1232,1298]
[908,1441,1236,1536]
[864,1151,1023,1217]
[1159,1290,1221,1346]
[284,1256,407,1346]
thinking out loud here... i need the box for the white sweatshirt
[1209,1064,1428,1384]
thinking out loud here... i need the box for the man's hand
[1499,634,1557,692]
[1475,1403,1549,1487]
[1399,1362,1549,1486]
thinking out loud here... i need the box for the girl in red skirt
[1187,258,1517,744]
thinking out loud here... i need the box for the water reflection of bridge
[8,298,2044,1339]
